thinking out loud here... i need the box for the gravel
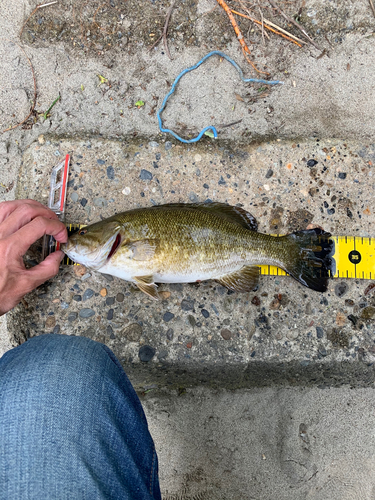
[139,345,156,362]
[140,169,153,180]
[316,327,324,339]
[68,312,78,322]
[79,308,95,319]
[106,165,115,179]
[82,289,94,301]
[163,312,174,322]
[181,299,194,311]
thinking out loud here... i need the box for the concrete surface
[143,386,375,500]
[1,0,375,497]
[10,136,375,390]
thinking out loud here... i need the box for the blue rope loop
[157,50,283,144]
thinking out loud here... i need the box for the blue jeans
[0,334,161,500]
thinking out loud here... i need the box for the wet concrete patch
[11,136,375,389]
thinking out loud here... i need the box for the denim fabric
[0,334,161,500]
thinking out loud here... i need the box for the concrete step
[10,136,375,389]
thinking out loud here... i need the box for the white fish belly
[98,262,228,284]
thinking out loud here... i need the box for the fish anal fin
[130,239,159,261]
[155,202,258,231]
[133,275,159,300]
[216,265,260,292]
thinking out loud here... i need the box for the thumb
[26,250,64,288]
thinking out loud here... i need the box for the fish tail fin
[282,229,334,292]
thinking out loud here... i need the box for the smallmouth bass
[61,202,334,299]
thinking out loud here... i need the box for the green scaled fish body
[61,203,334,299]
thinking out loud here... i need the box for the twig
[267,0,321,50]
[20,1,58,38]
[259,6,266,45]
[1,40,37,133]
[218,119,243,128]
[369,0,375,18]
[324,34,334,49]
[149,0,176,60]
[215,0,268,74]
[239,0,270,41]
[231,9,303,47]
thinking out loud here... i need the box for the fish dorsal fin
[129,240,159,261]
[155,203,258,231]
[133,275,159,300]
[216,265,260,292]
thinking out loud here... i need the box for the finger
[0,202,59,238]
[9,216,68,256]
[7,252,64,309]
[25,251,64,288]
[0,199,46,224]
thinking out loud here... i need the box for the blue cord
[157,50,283,144]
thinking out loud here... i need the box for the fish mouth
[60,231,121,269]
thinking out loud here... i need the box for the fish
[61,202,334,299]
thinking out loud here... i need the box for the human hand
[0,200,68,316]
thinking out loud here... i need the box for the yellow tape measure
[62,224,85,266]
[329,236,375,279]
[62,226,375,280]
[259,236,375,280]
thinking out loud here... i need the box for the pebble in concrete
[68,312,78,322]
[221,329,232,340]
[45,316,56,329]
[335,282,348,297]
[106,296,115,306]
[181,299,194,311]
[79,308,95,318]
[139,345,156,362]
[140,169,153,180]
[123,323,142,342]
[82,289,94,301]
[93,197,107,207]
[106,165,115,180]
[307,159,318,167]
[316,327,324,339]
[163,312,174,322]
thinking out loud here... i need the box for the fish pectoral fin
[133,275,159,300]
[130,240,159,261]
[216,266,260,292]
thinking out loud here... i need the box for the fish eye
[79,229,87,235]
